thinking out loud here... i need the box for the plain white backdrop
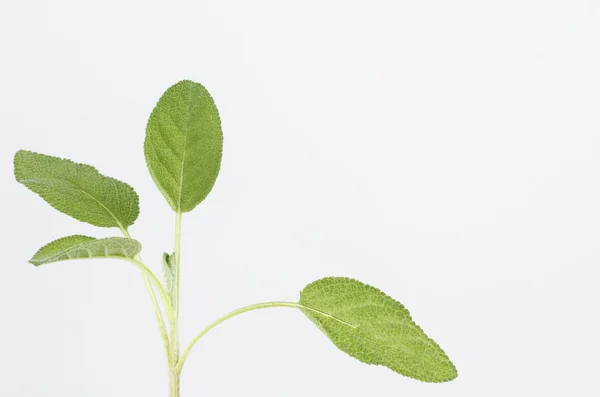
[1,1,599,396]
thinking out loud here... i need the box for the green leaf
[298,277,457,383]
[14,150,140,228]
[29,235,142,266]
[162,252,177,300]
[144,80,223,213]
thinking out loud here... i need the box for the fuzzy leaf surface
[144,80,223,213]
[299,277,457,382]
[14,151,139,228]
[29,235,142,266]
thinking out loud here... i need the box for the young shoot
[14,80,457,397]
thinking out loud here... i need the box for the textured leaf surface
[144,80,223,212]
[29,235,142,266]
[14,151,139,228]
[299,277,457,382]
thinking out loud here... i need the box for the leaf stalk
[176,301,300,373]
[169,212,183,395]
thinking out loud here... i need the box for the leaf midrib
[20,177,125,228]
[306,301,447,361]
[32,241,132,264]
[299,303,358,330]
[176,87,194,212]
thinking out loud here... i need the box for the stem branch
[120,227,172,366]
[142,275,172,366]
[124,258,176,325]
[176,301,301,372]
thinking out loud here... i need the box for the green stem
[173,212,182,319]
[169,371,180,397]
[120,227,172,366]
[142,276,171,366]
[175,301,356,373]
[175,301,301,373]
[126,258,175,325]
[169,212,183,396]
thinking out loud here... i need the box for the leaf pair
[14,80,224,229]
[14,149,145,271]
[14,79,223,266]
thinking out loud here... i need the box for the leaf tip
[27,259,41,267]
[433,359,458,383]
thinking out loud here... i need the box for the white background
[1,1,599,396]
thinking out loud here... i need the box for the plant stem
[120,227,172,366]
[126,258,175,324]
[169,212,183,396]
[143,275,172,366]
[175,301,357,374]
[173,213,182,317]
[176,301,301,372]
[169,371,180,397]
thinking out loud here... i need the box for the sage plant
[14,80,457,396]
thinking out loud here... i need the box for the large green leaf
[29,235,142,266]
[144,80,223,213]
[299,277,457,382]
[14,151,140,228]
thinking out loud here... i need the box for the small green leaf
[298,277,457,383]
[14,150,140,228]
[29,235,142,266]
[144,80,223,213]
[162,252,177,298]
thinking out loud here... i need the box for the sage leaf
[162,252,177,303]
[29,235,142,266]
[298,277,457,383]
[144,80,223,213]
[14,150,140,228]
